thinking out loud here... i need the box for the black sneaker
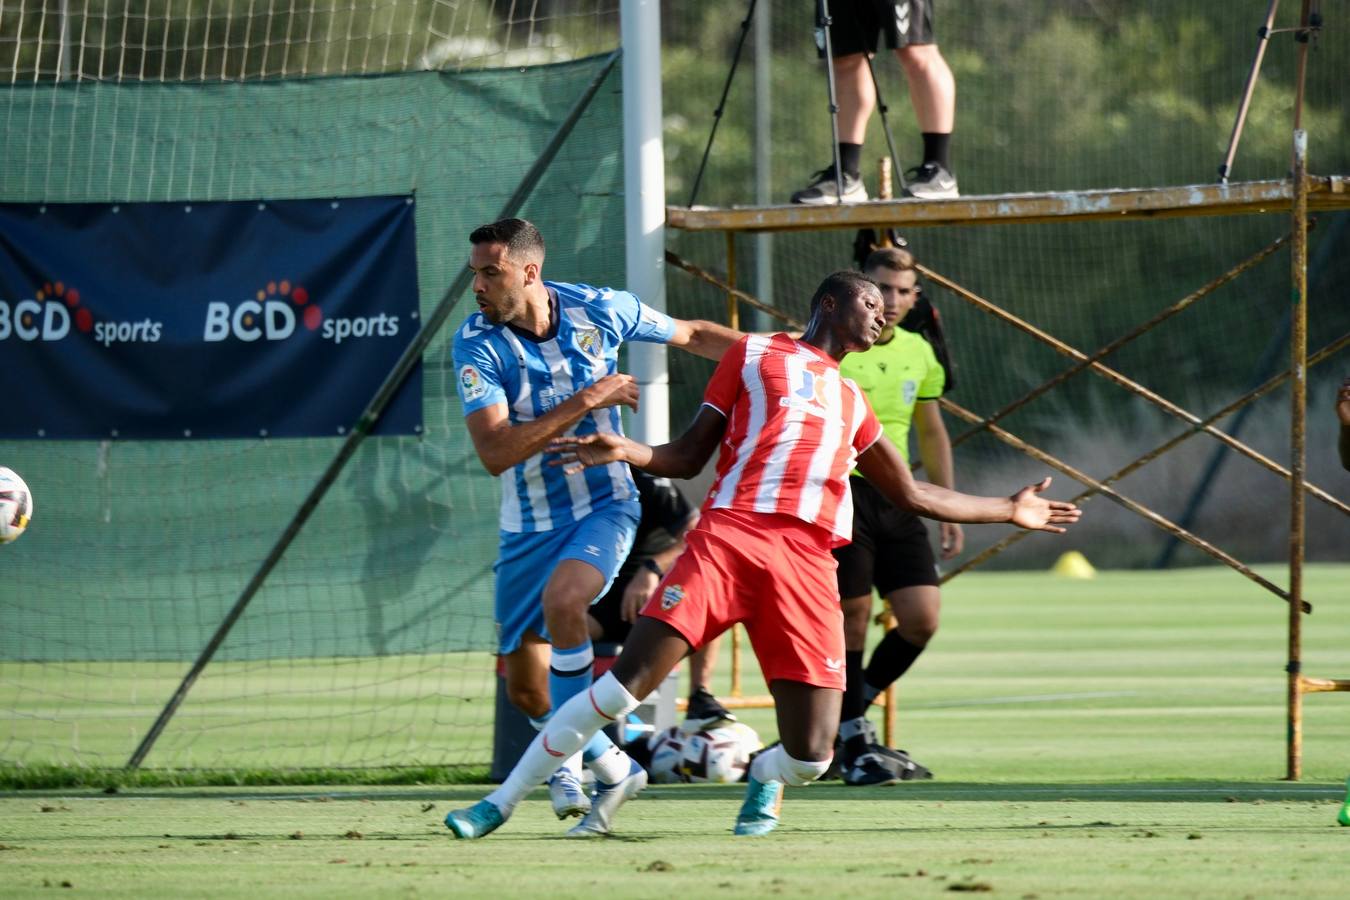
[683,687,736,731]
[842,752,902,786]
[871,744,933,780]
[790,167,868,205]
[903,162,959,200]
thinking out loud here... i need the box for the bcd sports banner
[0,196,421,439]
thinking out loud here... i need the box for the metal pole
[57,0,73,81]
[753,0,773,327]
[622,0,670,446]
[726,231,739,330]
[1219,0,1280,182]
[1287,127,1308,781]
[686,0,759,208]
[124,50,622,770]
[817,0,847,202]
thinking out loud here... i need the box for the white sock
[528,712,583,778]
[749,744,832,787]
[485,672,640,814]
[587,743,632,785]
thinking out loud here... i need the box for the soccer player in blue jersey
[451,218,741,837]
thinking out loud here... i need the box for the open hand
[1009,477,1081,533]
[586,373,639,412]
[547,433,629,474]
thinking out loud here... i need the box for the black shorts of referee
[833,473,940,599]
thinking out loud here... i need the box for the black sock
[837,143,863,179]
[839,649,867,722]
[865,629,926,691]
[838,715,870,761]
[921,132,952,171]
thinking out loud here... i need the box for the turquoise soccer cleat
[566,760,648,838]
[733,773,783,836]
[444,800,505,840]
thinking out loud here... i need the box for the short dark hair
[863,246,915,275]
[809,270,878,314]
[469,217,545,263]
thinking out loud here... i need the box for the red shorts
[639,507,846,690]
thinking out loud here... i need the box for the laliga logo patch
[575,326,603,359]
[459,364,487,402]
[660,584,686,611]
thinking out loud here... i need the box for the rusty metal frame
[665,186,1347,779]
[664,10,1345,779]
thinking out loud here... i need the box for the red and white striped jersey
[700,333,883,546]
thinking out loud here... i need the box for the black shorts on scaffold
[819,0,938,58]
[833,474,940,599]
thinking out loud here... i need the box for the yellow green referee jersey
[839,327,946,465]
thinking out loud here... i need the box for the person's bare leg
[735,680,840,835]
[895,44,954,134]
[833,52,875,144]
[449,618,696,839]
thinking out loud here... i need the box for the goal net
[0,1,621,778]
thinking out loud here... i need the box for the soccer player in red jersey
[446,271,1080,839]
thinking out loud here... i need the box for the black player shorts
[833,475,940,599]
[588,566,637,645]
[819,0,938,58]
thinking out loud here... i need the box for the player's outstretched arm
[465,373,638,476]
[856,435,1080,532]
[667,318,744,361]
[549,406,728,479]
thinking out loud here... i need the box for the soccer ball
[0,467,32,544]
[679,722,761,784]
[646,725,687,783]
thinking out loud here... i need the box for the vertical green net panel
[0,57,626,772]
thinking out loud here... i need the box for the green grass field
[2,565,1348,897]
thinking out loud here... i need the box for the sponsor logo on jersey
[459,364,488,402]
[661,584,686,610]
[780,368,832,415]
[824,657,843,672]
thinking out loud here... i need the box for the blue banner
[0,196,421,439]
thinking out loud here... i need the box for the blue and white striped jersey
[452,281,677,532]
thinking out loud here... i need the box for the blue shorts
[494,500,641,654]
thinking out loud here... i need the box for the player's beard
[478,292,523,325]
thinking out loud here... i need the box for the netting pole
[1285,127,1307,780]
[124,49,622,771]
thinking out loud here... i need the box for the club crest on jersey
[660,584,686,610]
[459,364,487,402]
[574,326,603,359]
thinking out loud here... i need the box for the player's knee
[900,618,939,647]
[506,683,549,719]
[781,752,833,787]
